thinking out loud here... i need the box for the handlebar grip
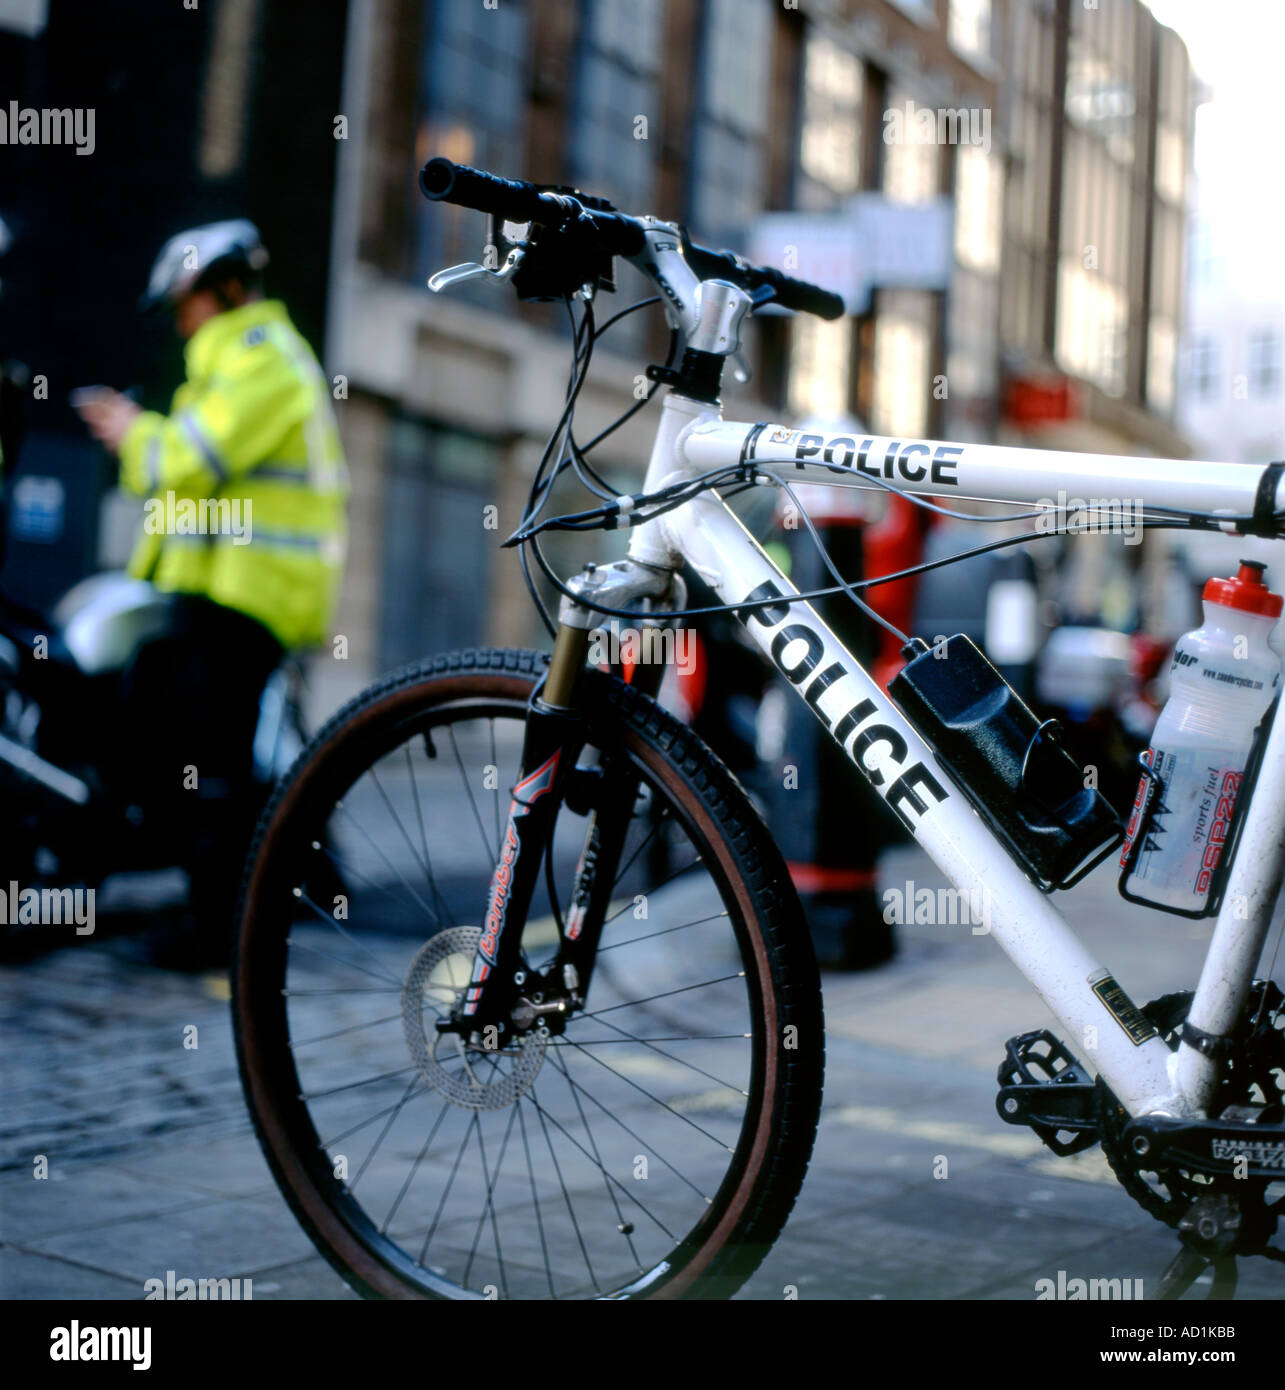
[685,242,846,320]
[756,267,846,321]
[419,157,546,223]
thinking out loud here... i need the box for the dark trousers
[120,594,284,936]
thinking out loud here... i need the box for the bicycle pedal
[996,1028,1099,1157]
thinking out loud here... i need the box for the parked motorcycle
[0,570,309,949]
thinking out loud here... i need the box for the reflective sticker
[1088,968,1159,1045]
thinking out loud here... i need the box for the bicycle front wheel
[233,647,823,1299]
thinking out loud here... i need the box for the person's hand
[75,389,142,453]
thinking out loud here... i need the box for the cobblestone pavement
[3,843,1285,1302]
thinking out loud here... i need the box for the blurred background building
[1,0,1198,708]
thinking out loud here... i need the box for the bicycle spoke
[301,1064,419,1101]
[580,971,745,1018]
[417,1112,481,1267]
[568,1012,749,1095]
[610,807,669,890]
[530,1053,710,1203]
[546,1045,641,1270]
[336,798,440,922]
[558,1037,734,1152]
[405,742,454,925]
[462,1103,516,1296]
[525,1085,678,1242]
[317,839,446,931]
[351,1074,425,1192]
[369,760,430,876]
[602,857,703,926]
[287,924,404,989]
[318,1082,428,1150]
[291,1013,403,1051]
[596,909,729,952]
[448,725,498,870]
[382,1099,453,1236]
[291,884,411,983]
[516,1096,556,1298]
[528,1080,599,1293]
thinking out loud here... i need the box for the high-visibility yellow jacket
[118,299,348,650]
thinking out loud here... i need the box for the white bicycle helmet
[139,219,268,311]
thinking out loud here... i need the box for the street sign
[751,196,954,315]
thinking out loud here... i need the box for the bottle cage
[1117,698,1278,919]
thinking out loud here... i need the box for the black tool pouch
[889,635,1124,891]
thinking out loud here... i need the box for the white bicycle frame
[439,215,1285,1126]
[604,388,1285,1124]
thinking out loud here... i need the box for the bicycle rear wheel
[233,647,823,1299]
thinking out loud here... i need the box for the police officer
[77,220,348,968]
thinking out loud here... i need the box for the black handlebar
[682,243,846,322]
[420,157,549,222]
[419,156,845,321]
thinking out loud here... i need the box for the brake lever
[428,244,526,293]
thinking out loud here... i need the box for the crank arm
[1123,1110,1285,1180]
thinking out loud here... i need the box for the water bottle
[1121,561,1282,914]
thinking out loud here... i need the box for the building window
[1147,317,1176,416]
[1249,330,1282,397]
[788,314,851,421]
[1056,259,1126,397]
[882,86,941,206]
[571,0,663,214]
[872,292,933,436]
[379,418,496,670]
[1064,33,1135,167]
[412,0,529,287]
[1190,220,1216,287]
[947,267,999,438]
[797,33,863,209]
[949,0,992,63]
[954,144,1001,273]
[1189,338,1219,401]
[688,0,771,246]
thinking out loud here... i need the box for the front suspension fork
[449,560,683,1039]
[448,624,590,1037]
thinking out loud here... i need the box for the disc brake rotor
[401,926,546,1112]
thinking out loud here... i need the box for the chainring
[401,926,547,1111]
[1096,982,1285,1245]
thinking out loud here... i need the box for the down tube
[674,492,1184,1117]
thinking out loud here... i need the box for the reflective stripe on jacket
[118,300,348,650]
